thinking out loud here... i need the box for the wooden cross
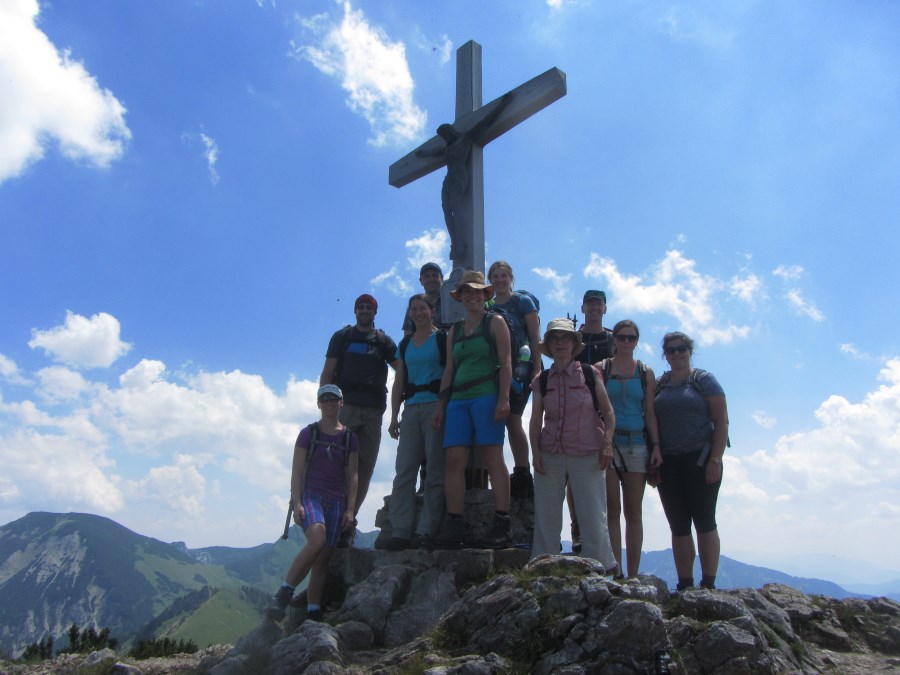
[389,40,567,274]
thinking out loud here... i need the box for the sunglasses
[615,334,638,343]
[319,396,341,403]
[664,345,689,355]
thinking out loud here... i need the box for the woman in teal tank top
[600,320,662,578]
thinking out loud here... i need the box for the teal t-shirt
[604,361,645,432]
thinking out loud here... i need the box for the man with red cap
[321,294,401,547]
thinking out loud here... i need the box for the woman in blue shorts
[655,332,729,591]
[432,270,512,548]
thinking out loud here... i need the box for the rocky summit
[4,549,900,674]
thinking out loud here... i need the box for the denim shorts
[613,431,649,473]
[443,394,506,447]
[300,491,346,547]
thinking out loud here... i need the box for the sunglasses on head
[665,345,689,355]
[615,334,638,343]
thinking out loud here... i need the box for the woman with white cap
[529,318,619,572]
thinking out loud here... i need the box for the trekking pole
[281,496,293,540]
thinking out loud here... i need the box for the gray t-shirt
[655,369,724,455]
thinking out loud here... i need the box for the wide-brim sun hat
[539,318,585,358]
[450,270,495,302]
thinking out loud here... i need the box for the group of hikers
[266,261,730,622]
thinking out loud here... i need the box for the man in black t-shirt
[576,289,614,365]
[321,294,401,545]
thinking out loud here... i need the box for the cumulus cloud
[28,311,132,369]
[36,366,91,402]
[371,265,413,296]
[773,264,805,280]
[583,250,751,345]
[751,410,777,429]
[0,354,28,385]
[290,1,426,146]
[785,289,825,322]
[532,267,572,304]
[0,0,130,182]
[730,273,764,305]
[405,229,449,274]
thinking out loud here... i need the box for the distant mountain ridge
[0,511,891,658]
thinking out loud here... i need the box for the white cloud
[127,454,208,519]
[405,229,449,274]
[532,267,571,304]
[28,311,132,369]
[785,288,825,322]
[182,132,220,184]
[412,30,452,66]
[291,1,426,146]
[371,265,413,296]
[773,264,804,280]
[751,410,777,429]
[0,354,28,385]
[657,7,735,50]
[0,0,130,182]
[840,343,869,360]
[36,366,90,402]
[730,273,764,305]
[583,250,751,345]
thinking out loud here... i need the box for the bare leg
[606,469,622,571]
[285,523,327,587]
[506,414,529,468]
[445,445,470,514]
[481,445,510,512]
[622,472,647,577]
[306,546,334,607]
[672,534,696,582]
[697,528,721,578]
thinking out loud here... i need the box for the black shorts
[657,449,720,537]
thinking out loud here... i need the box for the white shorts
[613,432,648,473]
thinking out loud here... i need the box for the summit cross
[389,40,567,273]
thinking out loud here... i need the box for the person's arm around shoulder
[643,365,663,468]
[591,365,616,469]
[290,429,310,524]
[431,325,456,430]
[529,375,545,474]
[492,314,512,422]
[343,432,359,531]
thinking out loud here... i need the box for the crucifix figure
[390,40,567,274]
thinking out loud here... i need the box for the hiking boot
[410,533,432,550]
[385,536,410,551]
[435,517,466,549]
[477,514,511,549]
[571,520,582,554]
[336,519,358,549]
[306,608,324,623]
[265,586,294,621]
[510,467,534,500]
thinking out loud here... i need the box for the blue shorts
[300,492,345,547]
[443,394,506,447]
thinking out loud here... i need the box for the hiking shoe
[306,608,324,623]
[477,514,511,549]
[571,520,582,554]
[265,586,294,621]
[336,519,358,549]
[385,536,410,551]
[410,533,432,550]
[510,467,534,499]
[435,517,466,549]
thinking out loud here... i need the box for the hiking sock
[307,603,320,612]
[700,575,716,589]
[676,577,694,591]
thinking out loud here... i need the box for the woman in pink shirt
[529,318,619,572]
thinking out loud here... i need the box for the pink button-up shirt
[531,360,606,455]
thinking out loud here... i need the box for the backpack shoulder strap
[580,363,600,413]
[436,330,448,366]
[636,360,648,392]
[342,427,352,467]
[600,358,612,383]
[538,369,550,397]
[398,334,412,362]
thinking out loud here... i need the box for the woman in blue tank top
[600,320,661,578]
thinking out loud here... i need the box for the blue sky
[1,0,899,583]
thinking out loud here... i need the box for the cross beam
[389,40,567,273]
